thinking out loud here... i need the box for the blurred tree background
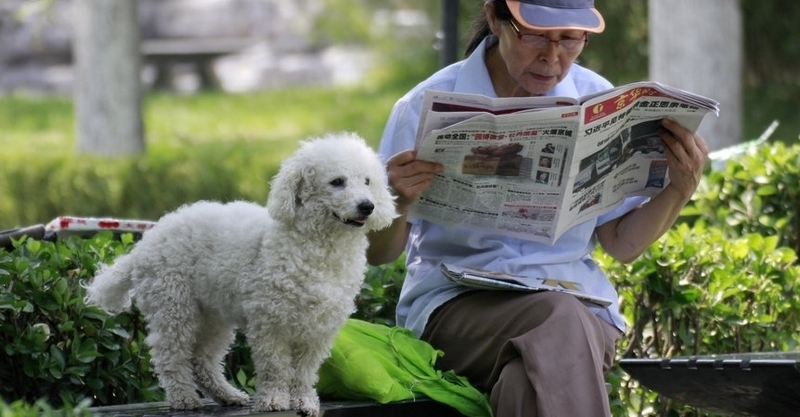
[2,0,798,227]
[314,0,799,141]
[2,0,799,229]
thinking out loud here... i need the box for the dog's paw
[253,391,290,412]
[167,393,203,410]
[291,394,320,417]
[218,389,250,406]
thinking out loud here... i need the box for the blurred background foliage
[1,0,799,229]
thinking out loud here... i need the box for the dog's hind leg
[139,281,204,410]
[191,321,249,406]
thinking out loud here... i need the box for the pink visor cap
[506,0,606,33]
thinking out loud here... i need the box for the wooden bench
[620,354,800,416]
[140,37,260,90]
[89,398,466,417]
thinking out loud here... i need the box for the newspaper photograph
[410,81,720,245]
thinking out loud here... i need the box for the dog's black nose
[358,201,375,216]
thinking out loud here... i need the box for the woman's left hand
[659,118,709,201]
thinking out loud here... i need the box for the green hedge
[0,142,281,230]
[3,141,800,416]
[0,398,93,417]
[687,142,800,256]
[602,225,800,416]
[0,234,159,407]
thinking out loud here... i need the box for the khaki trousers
[421,290,621,417]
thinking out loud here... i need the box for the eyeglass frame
[506,19,588,53]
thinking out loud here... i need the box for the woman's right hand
[386,150,444,214]
[367,150,443,265]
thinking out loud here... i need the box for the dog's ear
[368,183,398,232]
[267,155,310,223]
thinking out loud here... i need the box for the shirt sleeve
[378,91,426,164]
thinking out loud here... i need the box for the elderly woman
[367,1,709,416]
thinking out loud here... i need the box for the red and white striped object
[45,216,157,237]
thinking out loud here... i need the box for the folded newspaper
[411,81,720,245]
[440,263,612,307]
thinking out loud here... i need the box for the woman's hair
[464,0,512,57]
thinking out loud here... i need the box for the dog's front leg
[248,331,294,412]
[287,339,334,417]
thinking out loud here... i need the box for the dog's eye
[365,178,370,186]
[330,177,345,187]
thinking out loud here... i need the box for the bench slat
[89,398,466,417]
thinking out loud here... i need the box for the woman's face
[486,5,586,96]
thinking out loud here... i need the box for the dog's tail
[82,254,136,313]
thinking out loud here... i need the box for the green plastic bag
[316,319,493,417]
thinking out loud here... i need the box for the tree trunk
[649,0,742,151]
[73,0,144,156]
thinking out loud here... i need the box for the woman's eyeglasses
[507,19,587,53]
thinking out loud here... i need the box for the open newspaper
[411,81,720,245]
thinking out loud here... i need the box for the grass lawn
[0,84,406,162]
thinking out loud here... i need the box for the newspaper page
[439,263,613,306]
[410,81,720,245]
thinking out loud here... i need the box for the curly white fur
[83,132,396,416]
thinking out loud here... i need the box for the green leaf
[106,326,130,339]
[76,338,100,363]
[24,239,42,253]
[756,183,778,195]
[85,377,104,390]
[50,344,66,370]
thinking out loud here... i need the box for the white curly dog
[83,133,396,416]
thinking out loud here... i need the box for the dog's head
[267,132,397,233]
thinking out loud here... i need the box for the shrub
[0,142,281,230]
[0,397,93,417]
[352,255,406,327]
[0,234,160,407]
[686,141,800,255]
[599,223,800,416]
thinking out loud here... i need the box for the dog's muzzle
[333,201,374,227]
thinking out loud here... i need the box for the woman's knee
[510,291,612,353]
[531,291,590,320]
